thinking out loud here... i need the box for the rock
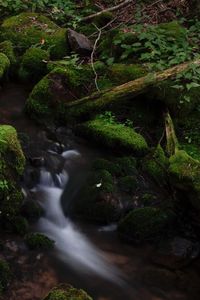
[43,284,93,300]
[25,233,54,250]
[67,29,93,56]
[118,207,175,243]
[29,156,45,167]
[0,13,69,58]
[18,47,50,82]
[141,267,177,290]
[0,125,25,224]
[152,237,200,269]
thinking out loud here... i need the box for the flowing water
[0,83,196,300]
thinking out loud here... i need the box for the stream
[0,83,196,300]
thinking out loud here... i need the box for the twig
[81,0,133,22]
[91,24,102,92]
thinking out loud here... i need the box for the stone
[67,29,93,56]
[152,237,200,269]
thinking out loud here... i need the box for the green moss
[0,259,11,290]
[116,156,137,176]
[169,150,200,210]
[0,52,10,79]
[142,145,168,184]
[0,41,16,65]
[0,13,69,58]
[108,63,147,85]
[94,12,113,27]
[77,118,148,156]
[118,176,137,193]
[92,158,120,175]
[43,284,93,300]
[118,207,174,242]
[25,233,54,250]
[0,125,25,176]
[11,216,29,235]
[26,65,95,121]
[19,47,50,82]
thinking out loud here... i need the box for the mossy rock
[116,156,137,176]
[0,125,25,223]
[0,259,11,290]
[0,40,16,65]
[142,145,168,184]
[0,125,25,176]
[77,117,148,156]
[26,65,94,121]
[0,52,10,79]
[19,47,50,82]
[118,207,174,242]
[25,233,54,250]
[92,158,120,175]
[169,150,200,210]
[43,284,93,300]
[74,169,121,223]
[118,175,137,193]
[108,63,147,85]
[0,13,69,58]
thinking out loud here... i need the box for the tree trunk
[65,59,200,119]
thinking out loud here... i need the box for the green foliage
[172,63,200,105]
[0,0,86,27]
[25,233,54,250]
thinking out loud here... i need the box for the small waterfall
[31,149,124,285]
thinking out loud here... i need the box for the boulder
[0,13,69,58]
[152,237,200,269]
[43,284,93,300]
[0,53,10,79]
[67,29,93,56]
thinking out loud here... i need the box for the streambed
[0,83,198,300]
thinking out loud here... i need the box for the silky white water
[32,149,124,285]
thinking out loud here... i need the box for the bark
[164,111,179,156]
[66,59,200,119]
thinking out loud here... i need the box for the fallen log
[65,59,200,119]
[81,0,133,22]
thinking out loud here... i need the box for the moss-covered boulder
[0,125,25,224]
[118,207,174,242]
[19,47,50,82]
[0,52,10,79]
[25,233,54,250]
[142,145,169,184]
[26,66,94,121]
[43,284,93,300]
[74,168,120,223]
[0,13,69,58]
[169,150,200,210]
[0,40,16,65]
[0,259,11,292]
[77,117,148,156]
